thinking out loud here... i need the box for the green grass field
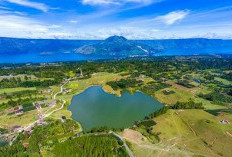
[155,87,193,105]
[0,87,36,95]
[129,109,232,157]
[214,77,232,85]
[1,70,232,157]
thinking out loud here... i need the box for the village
[0,78,71,145]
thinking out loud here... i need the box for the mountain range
[0,36,232,63]
[76,36,156,57]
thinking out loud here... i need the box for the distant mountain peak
[105,36,127,42]
[76,35,155,56]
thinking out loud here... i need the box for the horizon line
[0,36,231,40]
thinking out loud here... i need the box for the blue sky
[0,0,231,39]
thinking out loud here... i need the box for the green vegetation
[87,126,110,133]
[53,135,129,157]
[0,56,232,156]
[147,106,169,119]
[199,91,232,104]
[137,120,156,128]
[162,89,175,95]
[172,100,204,109]
[0,119,128,157]
[177,79,195,88]
[140,82,171,95]
[107,78,142,90]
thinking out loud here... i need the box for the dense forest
[53,135,129,157]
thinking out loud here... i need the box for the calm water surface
[68,86,163,130]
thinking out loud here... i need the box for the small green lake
[68,86,163,130]
[0,138,7,147]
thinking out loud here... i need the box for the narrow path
[175,111,197,136]
[24,79,70,131]
[111,131,134,157]
[7,79,70,145]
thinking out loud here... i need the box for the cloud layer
[82,0,156,5]
[155,10,190,25]
[6,0,50,12]
[0,0,231,39]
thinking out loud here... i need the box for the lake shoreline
[68,86,164,130]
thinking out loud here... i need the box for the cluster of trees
[147,107,169,119]
[2,90,37,99]
[0,119,80,156]
[87,126,110,133]
[0,78,59,88]
[221,72,232,81]
[1,97,44,109]
[53,135,129,157]
[199,91,232,104]
[137,120,156,128]
[141,82,171,95]
[10,119,80,155]
[172,100,204,109]
[107,78,142,90]
[1,56,232,91]
[0,144,28,156]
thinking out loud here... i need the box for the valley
[0,56,232,156]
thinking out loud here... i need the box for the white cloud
[126,0,154,4]
[0,14,64,38]
[82,0,120,5]
[69,20,78,24]
[155,10,190,25]
[81,0,160,6]
[0,6,11,10]
[6,0,50,12]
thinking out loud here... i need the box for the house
[62,88,72,94]
[23,143,29,148]
[48,101,56,107]
[37,120,48,126]
[220,120,229,124]
[15,110,23,115]
[35,103,42,109]
[62,88,69,93]
[11,126,23,132]
[61,116,67,123]
[18,105,23,110]
[39,89,51,94]
[38,114,43,119]
[63,78,69,82]
[8,73,13,77]
[160,77,167,82]
[26,129,33,134]
[4,135,9,141]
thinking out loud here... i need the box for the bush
[148,107,168,119]
[173,100,204,109]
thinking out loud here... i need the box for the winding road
[110,131,134,157]
[3,75,135,157]
[5,79,70,145]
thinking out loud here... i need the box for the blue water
[0,53,112,64]
[0,138,7,147]
[1,49,231,63]
[193,79,201,83]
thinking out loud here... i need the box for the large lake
[68,86,163,130]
